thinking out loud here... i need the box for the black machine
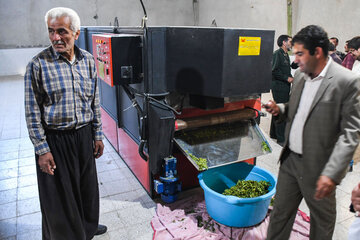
[77,26,274,202]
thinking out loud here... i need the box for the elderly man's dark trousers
[35,125,99,240]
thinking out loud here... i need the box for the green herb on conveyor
[261,141,270,153]
[176,122,249,145]
[222,180,270,198]
[186,151,208,170]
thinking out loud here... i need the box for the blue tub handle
[225,196,241,204]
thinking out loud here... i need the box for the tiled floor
[0,75,359,240]
[0,75,155,240]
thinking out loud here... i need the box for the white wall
[1,0,360,75]
[0,48,44,76]
[0,0,194,49]
[292,0,360,52]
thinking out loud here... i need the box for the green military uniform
[270,48,292,144]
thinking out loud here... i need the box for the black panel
[222,29,274,96]
[146,27,274,98]
[189,95,224,110]
[165,27,224,96]
[99,79,118,121]
[111,36,143,85]
[148,101,175,174]
[117,85,144,142]
[146,28,167,94]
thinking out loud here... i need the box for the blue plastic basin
[198,162,277,227]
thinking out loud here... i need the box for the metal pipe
[175,108,256,131]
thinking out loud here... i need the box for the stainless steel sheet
[174,120,271,170]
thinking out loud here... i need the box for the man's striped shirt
[24,46,103,155]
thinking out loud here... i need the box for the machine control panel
[92,33,143,87]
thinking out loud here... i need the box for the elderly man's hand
[38,152,56,175]
[314,175,336,200]
[94,140,104,159]
[351,183,360,212]
[262,100,280,116]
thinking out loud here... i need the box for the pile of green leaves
[222,180,270,198]
[261,141,270,152]
[186,151,208,171]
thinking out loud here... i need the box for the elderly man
[24,7,107,239]
[265,25,360,240]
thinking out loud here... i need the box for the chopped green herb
[261,141,270,152]
[196,216,216,232]
[222,180,270,198]
[186,151,208,170]
[196,216,204,227]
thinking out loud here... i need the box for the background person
[342,39,356,70]
[329,42,342,64]
[330,36,346,60]
[270,34,293,146]
[24,7,107,239]
[265,25,360,240]
[348,36,360,74]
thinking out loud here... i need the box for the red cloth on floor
[151,193,310,240]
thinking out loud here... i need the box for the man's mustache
[53,40,64,45]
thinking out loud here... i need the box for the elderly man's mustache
[53,40,65,45]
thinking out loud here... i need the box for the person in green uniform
[270,35,293,146]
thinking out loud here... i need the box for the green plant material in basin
[222,180,270,198]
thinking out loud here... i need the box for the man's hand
[94,140,104,159]
[351,183,360,211]
[314,175,336,200]
[38,152,56,175]
[262,100,280,116]
[288,77,294,83]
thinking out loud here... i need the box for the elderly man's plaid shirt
[24,46,103,155]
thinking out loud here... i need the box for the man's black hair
[330,37,339,45]
[292,25,329,56]
[277,35,290,47]
[348,36,360,50]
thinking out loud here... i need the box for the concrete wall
[1,0,359,49]
[1,0,360,75]
[292,0,360,53]
[0,0,194,49]
[198,0,286,33]
[0,48,44,76]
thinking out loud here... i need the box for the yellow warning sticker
[238,36,261,56]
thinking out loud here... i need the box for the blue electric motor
[154,157,182,203]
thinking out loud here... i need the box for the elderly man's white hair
[45,7,81,35]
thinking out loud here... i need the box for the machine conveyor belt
[174,120,271,171]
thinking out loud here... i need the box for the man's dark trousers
[270,80,290,143]
[36,125,99,240]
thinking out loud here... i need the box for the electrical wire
[139,0,147,17]
[148,96,182,115]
